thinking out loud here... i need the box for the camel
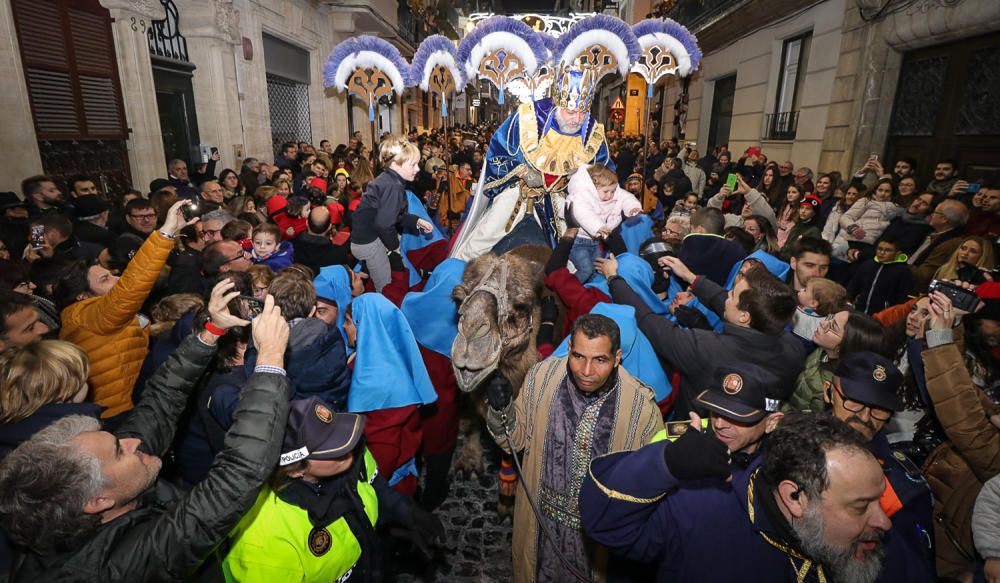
[450,244,551,515]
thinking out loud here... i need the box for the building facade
[0,0,441,195]
[656,0,1000,185]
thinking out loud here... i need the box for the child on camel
[565,163,643,283]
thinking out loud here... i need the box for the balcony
[763,111,799,141]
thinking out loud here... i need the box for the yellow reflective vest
[222,449,380,583]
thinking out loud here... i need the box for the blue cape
[584,273,611,296]
[617,253,670,315]
[347,293,437,413]
[400,258,466,357]
[399,190,446,286]
[620,213,654,255]
[552,303,672,402]
[313,265,354,348]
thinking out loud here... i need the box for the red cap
[800,195,822,209]
[266,195,288,217]
[307,177,328,192]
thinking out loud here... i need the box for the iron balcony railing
[763,111,799,141]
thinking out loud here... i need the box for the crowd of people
[0,117,998,583]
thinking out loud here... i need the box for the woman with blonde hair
[934,235,996,284]
[0,340,102,457]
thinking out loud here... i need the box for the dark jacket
[165,249,204,296]
[909,228,965,292]
[72,219,114,248]
[291,231,350,274]
[678,233,747,286]
[580,442,817,582]
[8,332,290,582]
[350,168,420,249]
[847,255,914,314]
[611,275,805,417]
[878,215,932,257]
[54,235,103,263]
[0,402,104,460]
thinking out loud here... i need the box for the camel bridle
[458,257,534,347]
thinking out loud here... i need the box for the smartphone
[210,146,219,157]
[237,295,264,320]
[967,183,981,194]
[928,279,981,313]
[725,173,738,191]
[868,152,879,162]
[30,224,45,250]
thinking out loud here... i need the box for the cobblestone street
[393,422,514,582]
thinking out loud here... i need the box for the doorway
[708,74,737,152]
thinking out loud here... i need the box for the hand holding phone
[725,173,739,191]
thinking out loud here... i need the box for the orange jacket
[60,231,174,418]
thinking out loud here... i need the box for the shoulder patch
[308,526,332,557]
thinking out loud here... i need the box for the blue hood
[348,293,438,413]
[313,265,354,349]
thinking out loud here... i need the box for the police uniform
[832,353,935,582]
[222,397,444,583]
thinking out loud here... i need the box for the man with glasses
[201,240,251,276]
[199,210,234,244]
[824,351,935,582]
[112,199,158,271]
[908,199,969,291]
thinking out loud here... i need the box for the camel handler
[484,313,662,582]
[450,63,613,260]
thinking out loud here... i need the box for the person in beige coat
[485,314,663,582]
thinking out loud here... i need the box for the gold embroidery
[586,461,665,505]
[517,103,605,177]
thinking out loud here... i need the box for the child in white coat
[565,163,643,282]
[831,179,902,260]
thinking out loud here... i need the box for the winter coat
[565,166,642,240]
[678,233,748,287]
[350,168,420,250]
[847,255,914,314]
[782,348,831,414]
[836,198,902,245]
[611,275,806,418]
[252,240,294,272]
[821,202,848,243]
[910,229,965,292]
[683,161,706,197]
[60,230,173,418]
[921,333,1000,578]
[291,231,350,275]
[486,356,662,583]
[782,218,822,254]
[707,187,777,229]
[8,332,290,582]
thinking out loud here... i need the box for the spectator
[908,199,969,291]
[793,166,815,194]
[29,213,102,263]
[0,284,290,581]
[775,183,805,249]
[199,180,225,206]
[217,169,244,200]
[734,146,764,186]
[603,254,803,417]
[238,157,260,197]
[166,158,199,199]
[0,290,50,353]
[199,209,233,244]
[790,277,848,346]
[484,314,662,582]
[821,182,865,246]
[0,259,60,334]
[782,195,823,253]
[933,235,995,284]
[743,214,780,254]
[847,234,914,314]
[202,239,252,276]
[56,200,189,419]
[966,184,1000,240]
[0,340,102,459]
[677,207,747,285]
[831,179,901,261]
[925,159,960,198]
[70,195,114,248]
[876,192,935,258]
[110,199,159,271]
[292,206,349,275]
[21,175,66,217]
[250,223,294,272]
[973,475,1000,583]
[788,236,832,291]
[565,164,642,283]
[579,413,895,582]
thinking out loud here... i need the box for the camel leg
[454,419,485,478]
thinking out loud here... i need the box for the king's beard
[792,503,886,583]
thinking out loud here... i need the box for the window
[766,32,811,140]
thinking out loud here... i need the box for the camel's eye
[513,302,531,313]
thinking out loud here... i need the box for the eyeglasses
[832,383,892,421]
[203,228,223,238]
[224,251,248,265]
[820,314,842,336]
[129,213,157,221]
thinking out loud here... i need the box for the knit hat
[307,177,328,192]
[975,282,1000,322]
[266,195,288,217]
[334,168,350,179]
[800,195,822,210]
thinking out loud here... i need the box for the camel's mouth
[453,362,499,393]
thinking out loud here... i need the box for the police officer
[824,352,935,582]
[654,363,784,471]
[222,397,445,582]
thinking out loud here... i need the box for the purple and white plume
[457,16,547,104]
[323,36,412,95]
[411,35,464,92]
[556,14,641,81]
[632,19,702,79]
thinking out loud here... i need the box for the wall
[0,0,43,193]
[685,0,844,172]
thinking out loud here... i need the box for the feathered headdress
[555,15,641,83]
[631,19,702,95]
[457,16,547,105]
[324,36,412,121]
[411,35,464,118]
[507,31,558,105]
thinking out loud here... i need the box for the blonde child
[565,163,643,282]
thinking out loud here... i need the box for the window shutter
[12,0,126,140]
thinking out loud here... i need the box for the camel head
[451,247,545,392]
